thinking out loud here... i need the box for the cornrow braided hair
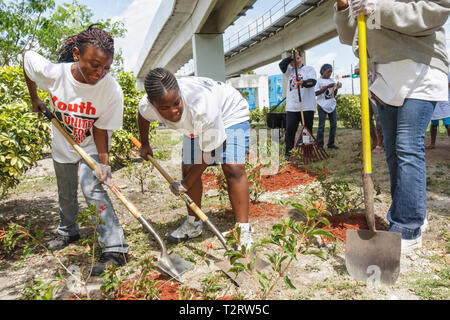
[144,68,179,103]
[57,24,114,63]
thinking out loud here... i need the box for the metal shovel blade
[215,253,270,288]
[156,251,194,282]
[345,229,401,284]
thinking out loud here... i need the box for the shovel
[39,104,192,282]
[345,15,401,285]
[131,137,269,287]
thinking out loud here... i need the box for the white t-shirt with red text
[23,51,123,163]
[139,76,249,152]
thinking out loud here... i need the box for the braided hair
[144,68,179,103]
[57,24,114,63]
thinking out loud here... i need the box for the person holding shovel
[279,49,317,161]
[315,64,342,150]
[334,0,449,254]
[22,25,129,275]
[137,69,253,248]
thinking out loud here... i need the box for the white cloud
[112,0,162,73]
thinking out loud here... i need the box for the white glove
[350,0,377,16]
[169,180,188,196]
[94,164,112,186]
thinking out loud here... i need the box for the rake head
[293,127,329,164]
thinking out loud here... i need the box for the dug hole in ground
[0,128,449,300]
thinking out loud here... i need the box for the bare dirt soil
[0,128,448,300]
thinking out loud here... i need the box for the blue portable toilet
[268,74,284,107]
[239,88,256,110]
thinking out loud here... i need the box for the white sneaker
[239,223,254,250]
[167,215,203,244]
[222,223,254,250]
[401,236,422,255]
[421,218,429,233]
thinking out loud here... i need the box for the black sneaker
[328,145,339,150]
[47,234,80,251]
[91,252,128,277]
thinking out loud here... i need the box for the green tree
[0,0,125,67]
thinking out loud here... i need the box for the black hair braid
[57,24,114,63]
[144,68,179,102]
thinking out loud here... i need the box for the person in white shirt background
[426,72,450,150]
[279,49,318,161]
[335,0,449,254]
[315,64,342,150]
[138,68,254,248]
[22,25,129,276]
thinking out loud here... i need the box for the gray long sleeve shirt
[334,0,450,74]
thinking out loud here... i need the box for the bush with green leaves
[336,94,361,129]
[0,103,51,197]
[224,200,334,299]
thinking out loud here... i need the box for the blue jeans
[53,155,129,253]
[182,121,250,165]
[317,106,337,148]
[377,99,435,240]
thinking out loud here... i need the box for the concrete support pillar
[192,33,226,82]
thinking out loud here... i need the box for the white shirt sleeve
[138,94,161,122]
[94,81,124,130]
[23,51,58,91]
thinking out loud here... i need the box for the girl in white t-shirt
[315,64,342,149]
[138,68,253,248]
[22,25,128,276]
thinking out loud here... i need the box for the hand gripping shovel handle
[357,15,376,232]
[39,104,168,248]
[131,137,229,249]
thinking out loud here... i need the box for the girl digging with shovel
[22,25,129,276]
[137,69,254,249]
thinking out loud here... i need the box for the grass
[408,268,450,300]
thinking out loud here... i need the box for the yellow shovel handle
[357,15,372,175]
[358,15,372,174]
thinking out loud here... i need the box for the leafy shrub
[336,94,361,129]
[0,66,48,105]
[249,106,269,124]
[0,103,51,197]
[110,72,158,168]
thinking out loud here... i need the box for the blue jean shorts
[431,117,450,126]
[182,121,250,165]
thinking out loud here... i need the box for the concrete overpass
[134,0,257,84]
[135,0,337,84]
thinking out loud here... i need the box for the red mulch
[320,212,389,243]
[202,163,316,192]
[210,202,289,219]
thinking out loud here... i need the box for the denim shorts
[182,121,250,165]
[431,117,450,126]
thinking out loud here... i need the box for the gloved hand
[94,164,112,186]
[169,180,188,196]
[350,0,377,16]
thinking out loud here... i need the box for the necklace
[76,62,89,83]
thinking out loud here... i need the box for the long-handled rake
[39,104,193,282]
[291,49,329,164]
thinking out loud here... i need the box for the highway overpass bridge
[134,0,338,84]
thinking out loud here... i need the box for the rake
[291,49,329,164]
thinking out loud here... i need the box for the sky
[54,0,450,95]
